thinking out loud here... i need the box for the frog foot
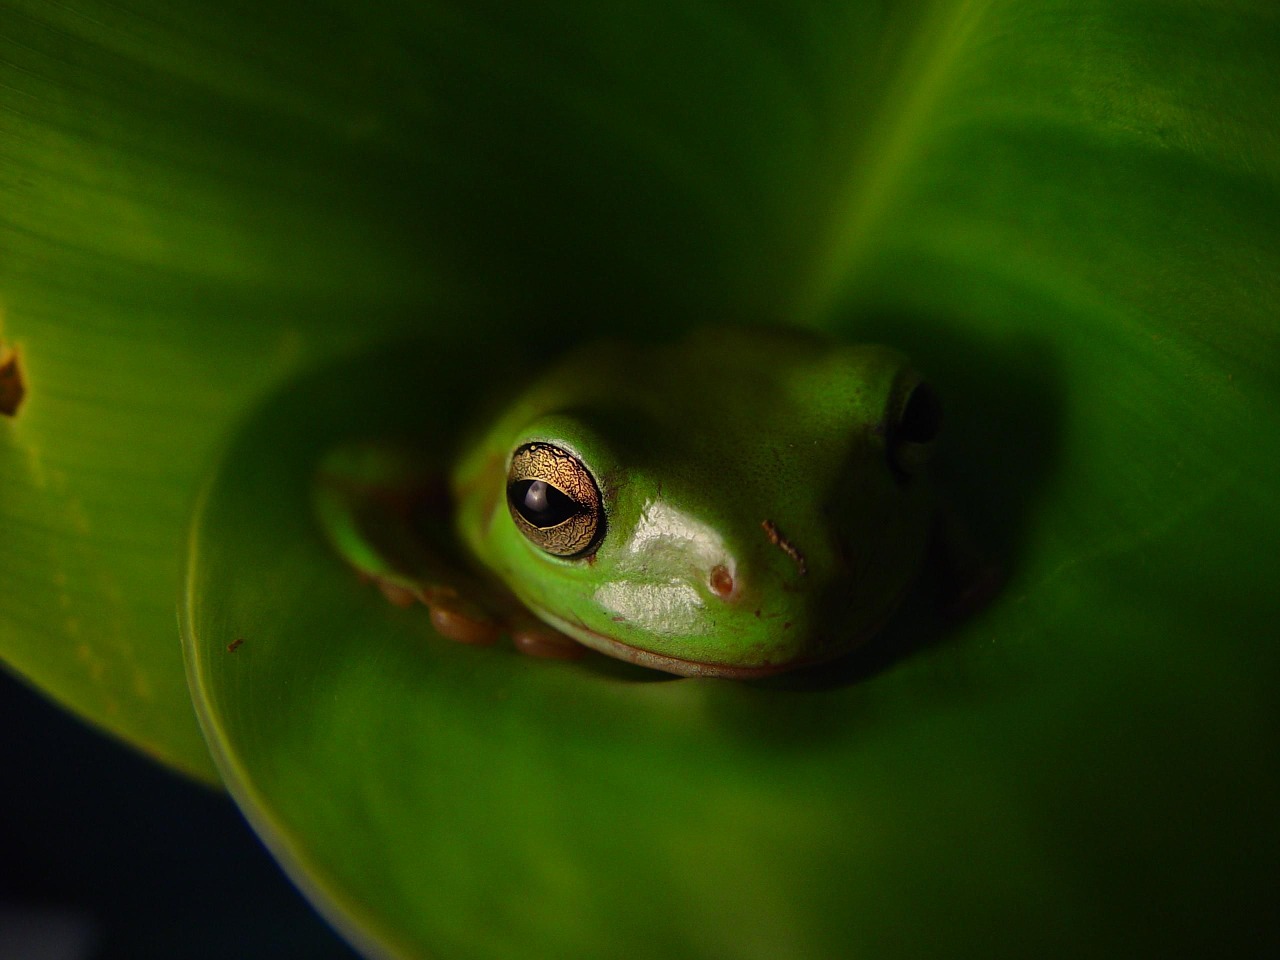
[421,586,503,647]
[508,613,585,660]
[365,575,584,660]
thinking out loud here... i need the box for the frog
[312,326,951,679]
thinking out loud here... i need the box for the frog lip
[533,608,816,679]
[578,627,807,678]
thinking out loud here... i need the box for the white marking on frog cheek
[597,501,738,631]
[626,500,733,574]
[593,581,706,635]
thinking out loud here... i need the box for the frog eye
[506,442,604,558]
[891,380,942,476]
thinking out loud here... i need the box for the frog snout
[702,518,810,605]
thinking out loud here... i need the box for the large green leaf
[5,0,1279,955]
[1,0,906,774]
[0,0,449,775]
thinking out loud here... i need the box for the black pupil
[508,479,581,528]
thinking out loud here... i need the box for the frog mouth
[527,566,920,680]
[531,608,820,680]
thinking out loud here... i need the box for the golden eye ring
[506,442,604,558]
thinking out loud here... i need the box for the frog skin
[313,326,944,678]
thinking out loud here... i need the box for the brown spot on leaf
[1,346,25,416]
[226,638,245,653]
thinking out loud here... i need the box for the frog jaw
[506,502,880,678]
[522,548,924,679]
[527,605,817,679]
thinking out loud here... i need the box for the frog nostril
[709,564,735,600]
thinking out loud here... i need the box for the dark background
[0,668,359,960]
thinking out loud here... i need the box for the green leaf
[178,2,1280,957]
[0,0,477,775]
[5,0,1279,955]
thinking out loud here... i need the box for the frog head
[453,328,940,677]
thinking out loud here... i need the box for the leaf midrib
[795,0,995,321]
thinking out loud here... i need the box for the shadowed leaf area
[2,1,1278,958]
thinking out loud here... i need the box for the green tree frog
[313,327,945,678]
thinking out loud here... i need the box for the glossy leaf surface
[4,0,1279,956]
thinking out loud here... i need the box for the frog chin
[526,605,810,680]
